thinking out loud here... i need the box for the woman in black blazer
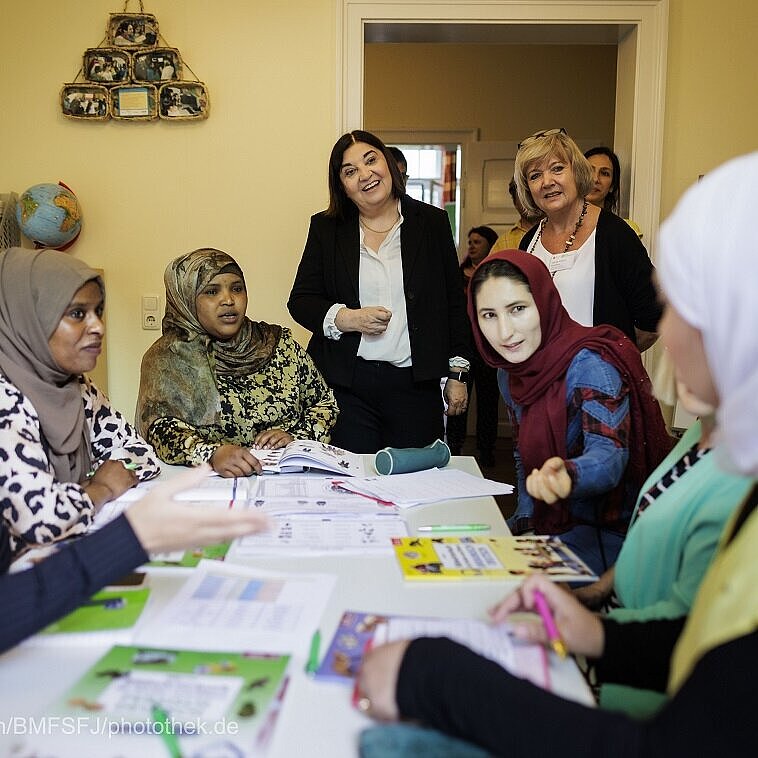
[288,130,472,453]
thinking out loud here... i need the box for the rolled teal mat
[374,439,450,475]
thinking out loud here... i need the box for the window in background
[396,144,461,245]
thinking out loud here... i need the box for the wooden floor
[456,434,517,523]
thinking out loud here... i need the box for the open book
[250,439,366,476]
[315,610,550,691]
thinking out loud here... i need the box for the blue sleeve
[497,370,535,526]
[0,516,148,653]
[565,351,630,498]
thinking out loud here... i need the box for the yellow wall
[661,0,758,217]
[2,0,757,417]
[0,0,336,413]
[365,43,617,144]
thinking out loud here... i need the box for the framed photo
[83,48,131,84]
[110,84,157,120]
[108,13,159,50]
[60,84,110,121]
[158,82,209,121]
[133,48,182,83]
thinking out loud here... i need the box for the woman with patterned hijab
[0,247,158,558]
[136,248,338,477]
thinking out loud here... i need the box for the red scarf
[467,250,671,531]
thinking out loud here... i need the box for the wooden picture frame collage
[61,11,209,122]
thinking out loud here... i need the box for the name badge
[548,252,579,275]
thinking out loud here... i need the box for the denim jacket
[500,348,633,534]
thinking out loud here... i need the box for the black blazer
[288,195,472,388]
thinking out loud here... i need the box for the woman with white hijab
[355,153,758,758]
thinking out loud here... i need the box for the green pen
[305,629,321,674]
[417,523,491,532]
[85,461,137,478]
[151,704,182,758]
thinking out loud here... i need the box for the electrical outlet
[142,295,160,330]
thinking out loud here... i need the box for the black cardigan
[288,195,471,388]
[520,209,662,343]
[397,625,757,757]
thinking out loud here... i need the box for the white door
[460,140,519,259]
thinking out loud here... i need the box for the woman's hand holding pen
[210,444,262,477]
[335,306,392,336]
[489,575,605,659]
[83,459,138,508]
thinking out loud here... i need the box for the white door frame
[337,0,669,258]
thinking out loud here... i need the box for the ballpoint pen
[305,629,321,674]
[533,589,567,659]
[417,523,490,532]
[151,704,182,758]
[85,461,138,478]
[330,481,395,507]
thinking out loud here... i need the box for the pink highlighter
[533,589,568,659]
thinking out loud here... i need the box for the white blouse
[530,228,597,327]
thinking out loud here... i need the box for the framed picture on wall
[132,48,182,83]
[60,84,110,120]
[108,13,159,50]
[158,82,209,121]
[110,84,157,120]
[83,48,131,84]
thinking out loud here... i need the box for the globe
[15,183,82,249]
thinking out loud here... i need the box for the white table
[0,457,591,757]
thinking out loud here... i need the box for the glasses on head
[517,127,567,151]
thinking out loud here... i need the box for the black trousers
[330,358,444,454]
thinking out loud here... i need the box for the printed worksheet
[135,561,335,656]
[373,616,550,690]
[230,513,408,555]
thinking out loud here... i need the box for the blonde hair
[514,131,594,217]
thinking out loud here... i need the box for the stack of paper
[330,468,514,507]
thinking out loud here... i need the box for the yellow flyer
[392,535,597,582]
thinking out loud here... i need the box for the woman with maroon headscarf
[467,250,670,574]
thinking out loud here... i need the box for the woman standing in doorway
[517,129,660,350]
[288,130,471,453]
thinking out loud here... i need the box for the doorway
[337,0,669,259]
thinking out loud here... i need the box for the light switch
[142,294,160,330]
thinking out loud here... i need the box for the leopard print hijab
[136,248,281,436]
